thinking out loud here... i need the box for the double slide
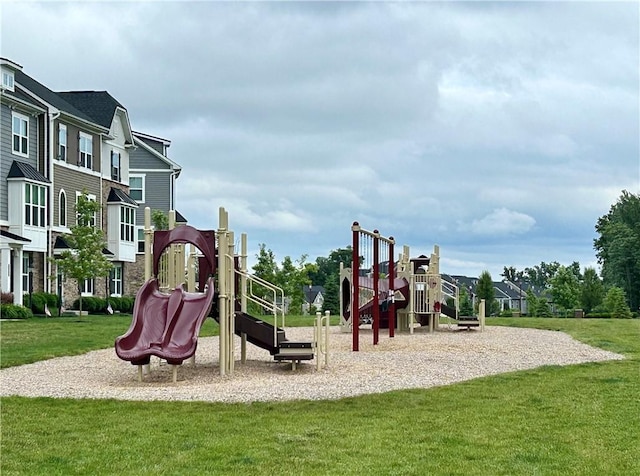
[115,278,215,366]
[115,286,312,367]
[115,224,312,369]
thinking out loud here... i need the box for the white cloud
[463,208,536,236]
[2,1,637,276]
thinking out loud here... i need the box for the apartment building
[0,58,182,308]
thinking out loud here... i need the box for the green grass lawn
[0,313,338,369]
[1,317,638,475]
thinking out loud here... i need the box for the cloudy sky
[2,1,638,278]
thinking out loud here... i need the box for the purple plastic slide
[115,277,215,366]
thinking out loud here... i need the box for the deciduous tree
[580,267,604,314]
[524,261,561,288]
[549,265,580,315]
[594,190,640,311]
[53,190,112,317]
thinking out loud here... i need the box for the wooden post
[240,233,248,364]
[227,230,235,375]
[168,210,176,289]
[325,310,330,368]
[218,207,227,376]
[144,207,152,281]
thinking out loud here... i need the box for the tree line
[253,190,639,319]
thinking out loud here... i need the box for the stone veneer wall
[126,255,146,296]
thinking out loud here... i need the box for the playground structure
[340,222,485,351]
[115,207,329,382]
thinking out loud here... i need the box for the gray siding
[52,165,101,228]
[138,136,165,155]
[0,103,41,222]
[52,120,101,173]
[0,104,10,221]
[134,171,173,225]
[129,145,170,170]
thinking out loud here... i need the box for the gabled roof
[448,275,478,294]
[132,132,182,175]
[304,285,325,302]
[57,91,125,129]
[494,281,521,299]
[14,71,104,129]
[0,84,46,112]
[133,130,171,147]
[8,161,50,183]
[107,187,138,207]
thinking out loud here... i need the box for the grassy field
[0,313,338,369]
[1,317,638,475]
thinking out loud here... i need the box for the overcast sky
[2,1,639,278]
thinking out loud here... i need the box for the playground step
[274,341,315,361]
[457,317,480,328]
[279,341,314,350]
[273,352,314,361]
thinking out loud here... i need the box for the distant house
[302,285,325,314]
[442,274,546,316]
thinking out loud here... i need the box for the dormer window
[2,70,14,91]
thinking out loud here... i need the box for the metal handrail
[234,269,286,343]
[441,279,459,314]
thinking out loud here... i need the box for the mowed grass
[1,317,638,475]
[0,313,337,369]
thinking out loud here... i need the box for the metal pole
[373,230,379,346]
[388,238,395,337]
[351,222,360,351]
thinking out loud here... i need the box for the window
[136,227,145,253]
[75,192,97,228]
[58,124,67,161]
[110,263,123,296]
[120,206,134,242]
[81,278,94,296]
[25,183,46,227]
[78,133,93,169]
[59,190,67,227]
[12,112,28,156]
[111,151,121,181]
[22,253,32,293]
[2,70,14,91]
[129,175,144,202]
